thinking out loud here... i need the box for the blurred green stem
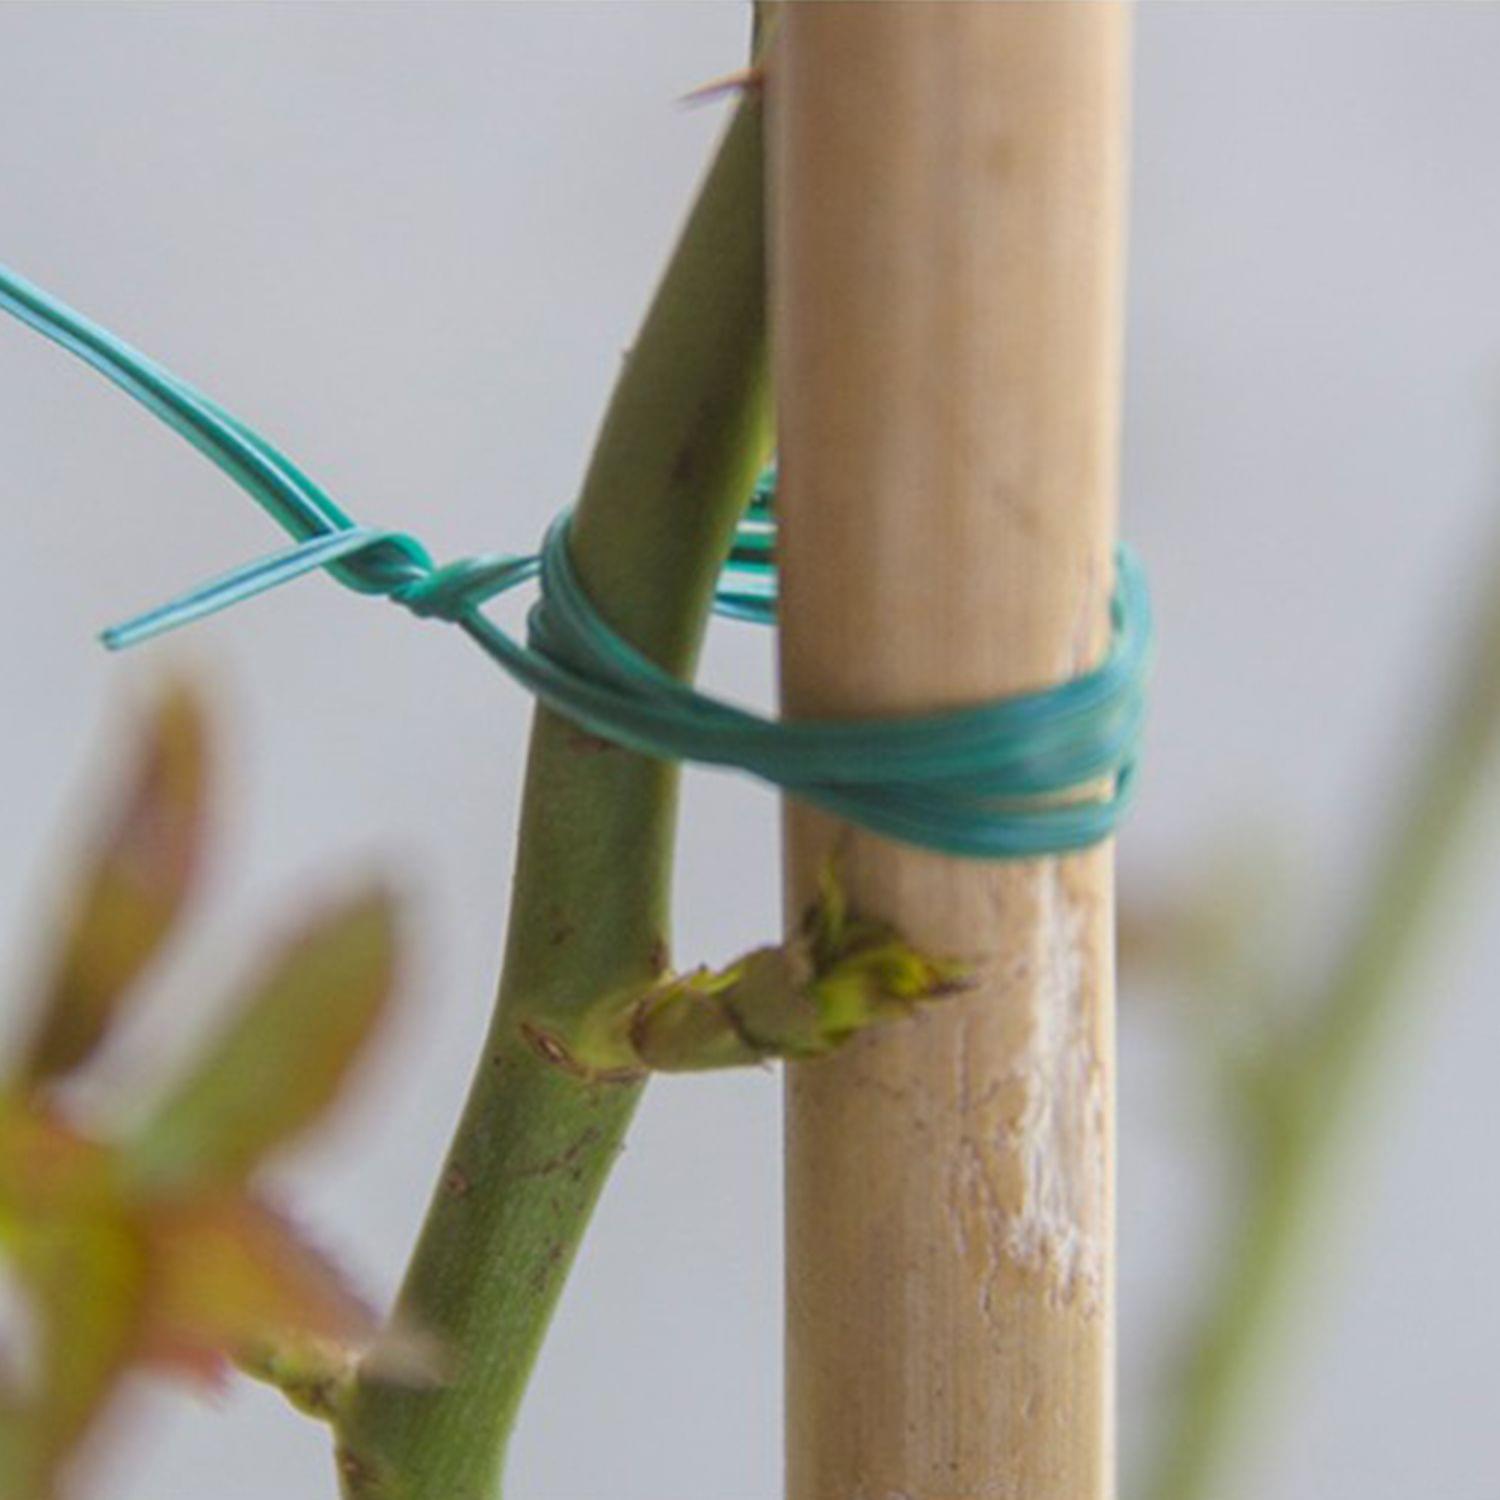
[1144,538,1500,1500]
[332,97,769,1499]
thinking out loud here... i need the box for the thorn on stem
[679,67,764,109]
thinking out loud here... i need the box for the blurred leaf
[24,1217,144,1497]
[19,684,208,1086]
[0,1104,141,1497]
[0,1101,116,1230]
[0,1098,400,1483]
[0,1104,395,1476]
[0,1196,145,1500]
[130,888,396,1187]
[0,689,407,1485]
[143,1193,374,1387]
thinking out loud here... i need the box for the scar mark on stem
[565,728,617,755]
[517,1020,642,1084]
[647,935,670,974]
[511,1125,607,1183]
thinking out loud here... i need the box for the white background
[2,6,1498,1498]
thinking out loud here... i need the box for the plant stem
[333,97,769,1500]
[1142,533,1500,1500]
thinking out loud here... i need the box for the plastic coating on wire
[0,260,1153,860]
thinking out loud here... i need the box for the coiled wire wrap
[0,260,1152,859]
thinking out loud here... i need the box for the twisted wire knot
[387,550,541,622]
[3,257,1153,860]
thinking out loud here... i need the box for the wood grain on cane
[773,7,1130,1498]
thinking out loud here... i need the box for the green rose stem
[333,97,769,1499]
[1143,531,1500,1500]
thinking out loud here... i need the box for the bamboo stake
[773,8,1130,1499]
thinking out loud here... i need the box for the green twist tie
[0,261,1152,860]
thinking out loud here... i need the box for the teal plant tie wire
[0,260,1153,860]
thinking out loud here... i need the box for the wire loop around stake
[0,260,1153,859]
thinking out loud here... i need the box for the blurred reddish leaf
[0,687,413,1490]
[143,1193,374,1383]
[19,685,208,1086]
[0,1097,388,1494]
